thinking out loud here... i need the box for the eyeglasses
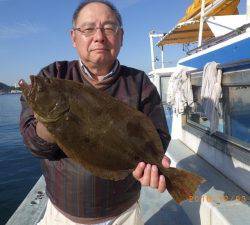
[73,23,121,37]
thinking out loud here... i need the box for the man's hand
[34,114,55,143]
[132,155,171,193]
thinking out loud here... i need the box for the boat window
[188,85,224,133]
[188,68,250,145]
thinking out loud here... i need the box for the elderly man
[20,0,171,224]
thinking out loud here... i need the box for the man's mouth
[91,48,109,51]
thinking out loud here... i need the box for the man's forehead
[78,2,115,17]
[76,2,118,24]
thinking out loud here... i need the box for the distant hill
[0,82,11,93]
[0,82,21,94]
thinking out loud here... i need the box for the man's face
[71,3,123,70]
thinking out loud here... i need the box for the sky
[0,0,247,85]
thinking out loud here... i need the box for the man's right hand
[35,117,55,143]
[132,156,171,193]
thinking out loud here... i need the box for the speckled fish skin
[20,75,205,204]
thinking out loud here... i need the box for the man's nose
[93,28,105,42]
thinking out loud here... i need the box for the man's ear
[70,29,77,48]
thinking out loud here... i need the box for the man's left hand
[132,155,171,193]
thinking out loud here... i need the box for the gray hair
[72,0,123,28]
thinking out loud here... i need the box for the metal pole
[161,46,164,68]
[247,0,250,22]
[193,0,224,20]
[149,31,155,71]
[149,32,164,70]
[198,0,206,47]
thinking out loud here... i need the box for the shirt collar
[79,60,119,81]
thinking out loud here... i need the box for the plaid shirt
[19,60,171,221]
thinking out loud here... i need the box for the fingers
[133,161,168,193]
[162,155,171,168]
[132,162,145,180]
[150,165,159,188]
[158,175,166,193]
[140,164,151,186]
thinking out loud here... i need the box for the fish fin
[160,167,206,204]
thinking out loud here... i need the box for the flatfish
[19,75,205,203]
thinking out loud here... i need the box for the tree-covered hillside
[0,82,11,93]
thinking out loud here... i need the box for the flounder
[19,76,205,203]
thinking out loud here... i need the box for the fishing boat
[148,0,250,224]
[7,1,250,224]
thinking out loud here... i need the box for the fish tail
[160,167,205,204]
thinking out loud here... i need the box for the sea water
[0,94,41,225]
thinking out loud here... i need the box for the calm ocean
[0,94,41,225]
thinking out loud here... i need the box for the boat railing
[185,59,250,76]
[187,23,250,55]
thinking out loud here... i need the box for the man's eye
[83,28,95,32]
[104,25,115,30]
[105,27,114,31]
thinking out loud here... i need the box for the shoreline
[0,92,22,95]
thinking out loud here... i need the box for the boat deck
[6,140,250,225]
